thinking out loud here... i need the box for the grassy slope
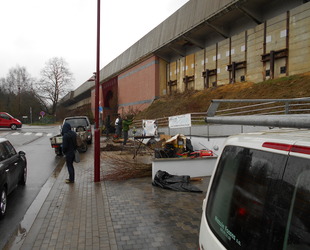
[135,73,310,120]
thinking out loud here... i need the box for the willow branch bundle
[100,151,152,180]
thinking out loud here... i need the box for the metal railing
[131,97,310,131]
[206,97,310,117]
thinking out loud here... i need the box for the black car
[0,138,27,218]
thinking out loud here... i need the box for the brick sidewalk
[20,145,117,250]
[18,142,210,250]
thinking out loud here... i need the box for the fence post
[285,102,289,114]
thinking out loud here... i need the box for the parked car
[0,138,27,218]
[199,128,310,250]
[0,112,22,130]
[62,116,92,144]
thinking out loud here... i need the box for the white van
[199,128,310,250]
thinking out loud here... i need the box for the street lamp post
[94,0,101,182]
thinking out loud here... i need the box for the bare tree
[38,57,74,115]
[0,66,43,120]
[2,65,34,93]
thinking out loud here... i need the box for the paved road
[0,125,64,249]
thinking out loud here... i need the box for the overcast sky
[0,0,189,88]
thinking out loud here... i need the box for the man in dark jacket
[62,122,77,184]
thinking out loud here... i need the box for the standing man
[122,115,133,145]
[104,115,111,138]
[62,122,77,184]
[114,113,122,139]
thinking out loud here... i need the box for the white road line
[47,133,53,137]
[12,132,20,135]
[24,132,32,136]
[35,133,43,136]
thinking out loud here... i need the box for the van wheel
[0,188,7,218]
[10,124,17,130]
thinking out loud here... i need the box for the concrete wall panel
[195,50,205,90]
[217,39,230,85]
[247,24,265,82]
[289,2,310,75]
[230,32,247,82]
[231,32,246,63]
[178,58,185,92]
[170,61,177,81]
[205,45,217,71]
[203,45,217,87]
[266,13,287,52]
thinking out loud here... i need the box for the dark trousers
[123,131,129,145]
[115,126,122,138]
[66,153,75,181]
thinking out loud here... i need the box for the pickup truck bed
[50,131,88,156]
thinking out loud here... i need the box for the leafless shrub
[100,151,152,181]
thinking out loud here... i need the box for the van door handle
[5,169,9,172]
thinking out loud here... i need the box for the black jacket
[62,122,77,155]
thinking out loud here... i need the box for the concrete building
[60,0,310,124]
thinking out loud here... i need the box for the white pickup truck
[50,116,92,156]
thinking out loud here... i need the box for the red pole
[94,0,101,182]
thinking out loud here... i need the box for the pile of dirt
[135,73,310,120]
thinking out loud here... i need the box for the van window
[282,157,310,249]
[0,114,10,120]
[206,146,288,250]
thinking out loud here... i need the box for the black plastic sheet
[152,170,202,193]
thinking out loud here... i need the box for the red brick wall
[118,56,159,115]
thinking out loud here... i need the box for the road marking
[47,133,53,137]
[12,132,20,135]
[35,133,43,136]
[24,132,32,135]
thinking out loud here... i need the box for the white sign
[169,114,191,128]
[142,120,157,136]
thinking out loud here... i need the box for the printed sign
[168,114,191,128]
[142,120,157,136]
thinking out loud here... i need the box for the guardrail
[206,97,310,117]
[131,97,310,130]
